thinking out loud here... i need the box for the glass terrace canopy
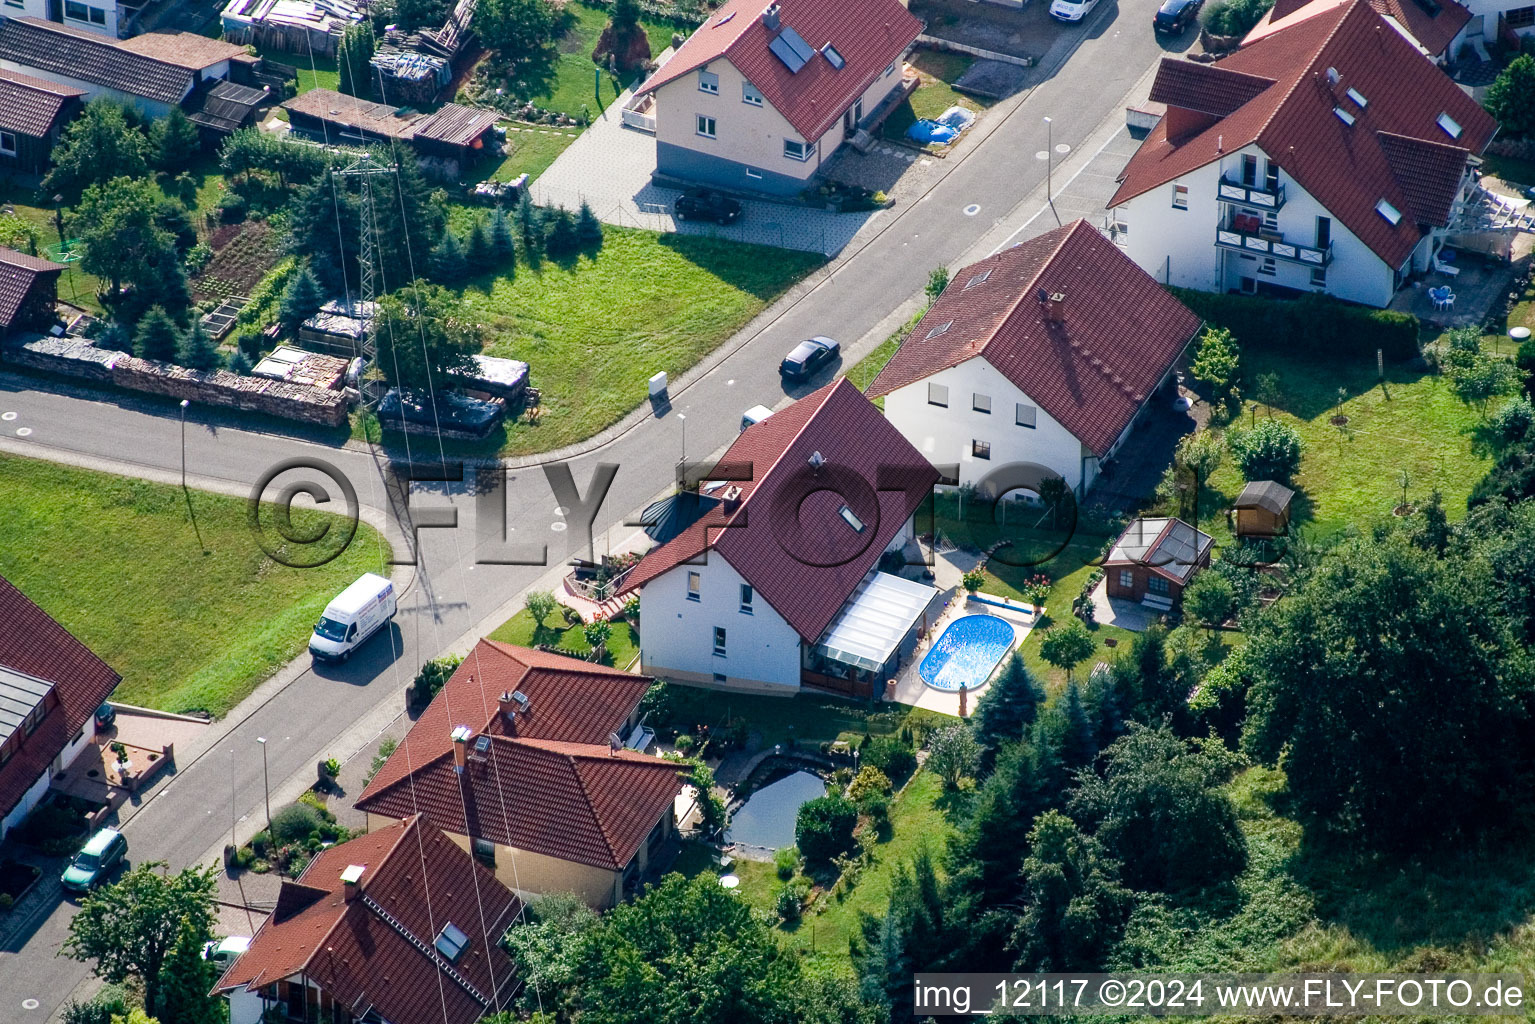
[813,571,937,673]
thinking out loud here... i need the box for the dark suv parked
[674,188,744,225]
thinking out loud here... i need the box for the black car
[94,703,115,733]
[779,336,840,380]
[1153,0,1203,32]
[674,188,744,225]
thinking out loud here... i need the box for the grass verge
[486,607,639,668]
[0,453,389,716]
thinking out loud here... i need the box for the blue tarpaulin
[907,119,959,144]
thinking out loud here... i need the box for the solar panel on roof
[769,26,815,72]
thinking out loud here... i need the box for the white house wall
[653,53,906,195]
[1,0,125,37]
[638,552,803,692]
[883,356,1095,493]
[1111,142,1397,308]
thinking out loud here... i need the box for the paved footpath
[0,7,1183,1018]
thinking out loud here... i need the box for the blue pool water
[919,615,1016,691]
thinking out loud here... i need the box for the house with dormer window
[629,0,921,196]
[1106,0,1497,308]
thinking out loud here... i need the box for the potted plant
[109,741,130,773]
[318,757,341,787]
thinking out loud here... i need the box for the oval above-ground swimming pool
[919,615,1016,691]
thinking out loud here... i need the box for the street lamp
[179,399,190,489]
[678,412,687,462]
[256,736,271,836]
[1043,117,1054,208]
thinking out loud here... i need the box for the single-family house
[0,574,121,842]
[629,0,922,196]
[865,219,1202,496]
[0,68,84,174]
[211,814,522,1024]
[0,246,64,340]
[1106,0,1498,308]
[0,18,250,119]
[354,641,682,909]
[620,378,943,697]
[0,0,147,41]
[1245,0,1471,60]
[1232,478,1295,536]
[1103,517,1213,611]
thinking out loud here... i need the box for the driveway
[529,82,880,256]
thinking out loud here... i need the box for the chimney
[1042,291,1066,323]
[340,864,365,902]
[762,3,780,29]
[497,691,516,724]
[451,725,472,772]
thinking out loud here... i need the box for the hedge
[1168,288,1421,362]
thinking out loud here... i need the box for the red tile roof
[358,737,685,871]
[214,815,522,1024]
[0,575,121,824]
[355,643,679,871]
[1109,0,1496,269]
[620,378,940,642]
[635,0,922,141]
[866,220,1202,457]
[0,247,64,330]
[1251,0,1470,56]
[359,640,653,799]
[1149,60,1276,117]
[0,68,83,138]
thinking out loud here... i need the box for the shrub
[1491,395,1535,446]
[1227,419,1303,482]
[1202,0,1275,35]
[855,789,890,828]
[411,654,462,705]
[60,984,131,1024]
[774,845,799,879]
[269,802,322,845]
[366,737,398,784]
[218,192,248,223]
[1168,288,1419,362]
[1487,54,1535,135]
[1019,573,1053,608]
[15,801,84,854]
[582,617,612,652]
[960,567,986,593]
[860,734,916,780]
[795,795,858,864]
[526,590,557,627]
[674,734,695,755]
[846,765,892,801]
[638,681,676,728]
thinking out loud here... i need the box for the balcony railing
[1215,225,1332,266]
[1217,176,1286,210]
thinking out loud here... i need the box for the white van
[741,405,774,432]
[309,573,396,662]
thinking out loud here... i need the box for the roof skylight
[925,320,953,340]
[1437,112,1462,138]
[1375,199,1402,225]
[1333,106,1355,126]
[434,923,469,963]
[715,10,735,24]
[838,505,865,532]
[1345,86,1367,108]
[965,269,992,289]
[821,42,845,69]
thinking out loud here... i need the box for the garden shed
[1233,479,1294,537]
[1103,517,1212,610]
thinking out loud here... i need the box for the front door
[844,99,863,133]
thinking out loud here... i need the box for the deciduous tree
[45,101,149,202]
[1039,618,1095,682]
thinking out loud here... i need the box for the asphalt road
[0,4,1183,1017]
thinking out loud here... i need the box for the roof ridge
[710,379,843,542]
[1252,0,1359,145]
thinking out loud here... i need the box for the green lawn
[1482,153,1535,189]
[365,225,822,456]
[487,607,639,668]
[659,686,947,751]
[253,47,340,95]
[0,453,390,716]
[484,125,581,184]
[504,2,680,119]
[883,49,993,145]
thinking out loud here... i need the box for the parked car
[61,827,127,893]
[1050,0,1101,20]
[1153,0,1203,32]
[741,405,774,432]
[309,573,397,663]
[204,935,252,971]
[779,337,840,381]
[674,188,744,225]
[93,702,115,733]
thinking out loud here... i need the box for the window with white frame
[1258,256,1276,277]
[698,70,719,94]
[687,571,701,601]
[1016,403,1036,428]
[739,583,753,613]
[928,382,948,407]
[713,626,727,656]
[973,393,991,414]
[783,138,812,161]
[742,80,763,106]
[696,115,716,138]
[1171,183,1188,210]
[1118,570,1134,588]
[0,132,15,156]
